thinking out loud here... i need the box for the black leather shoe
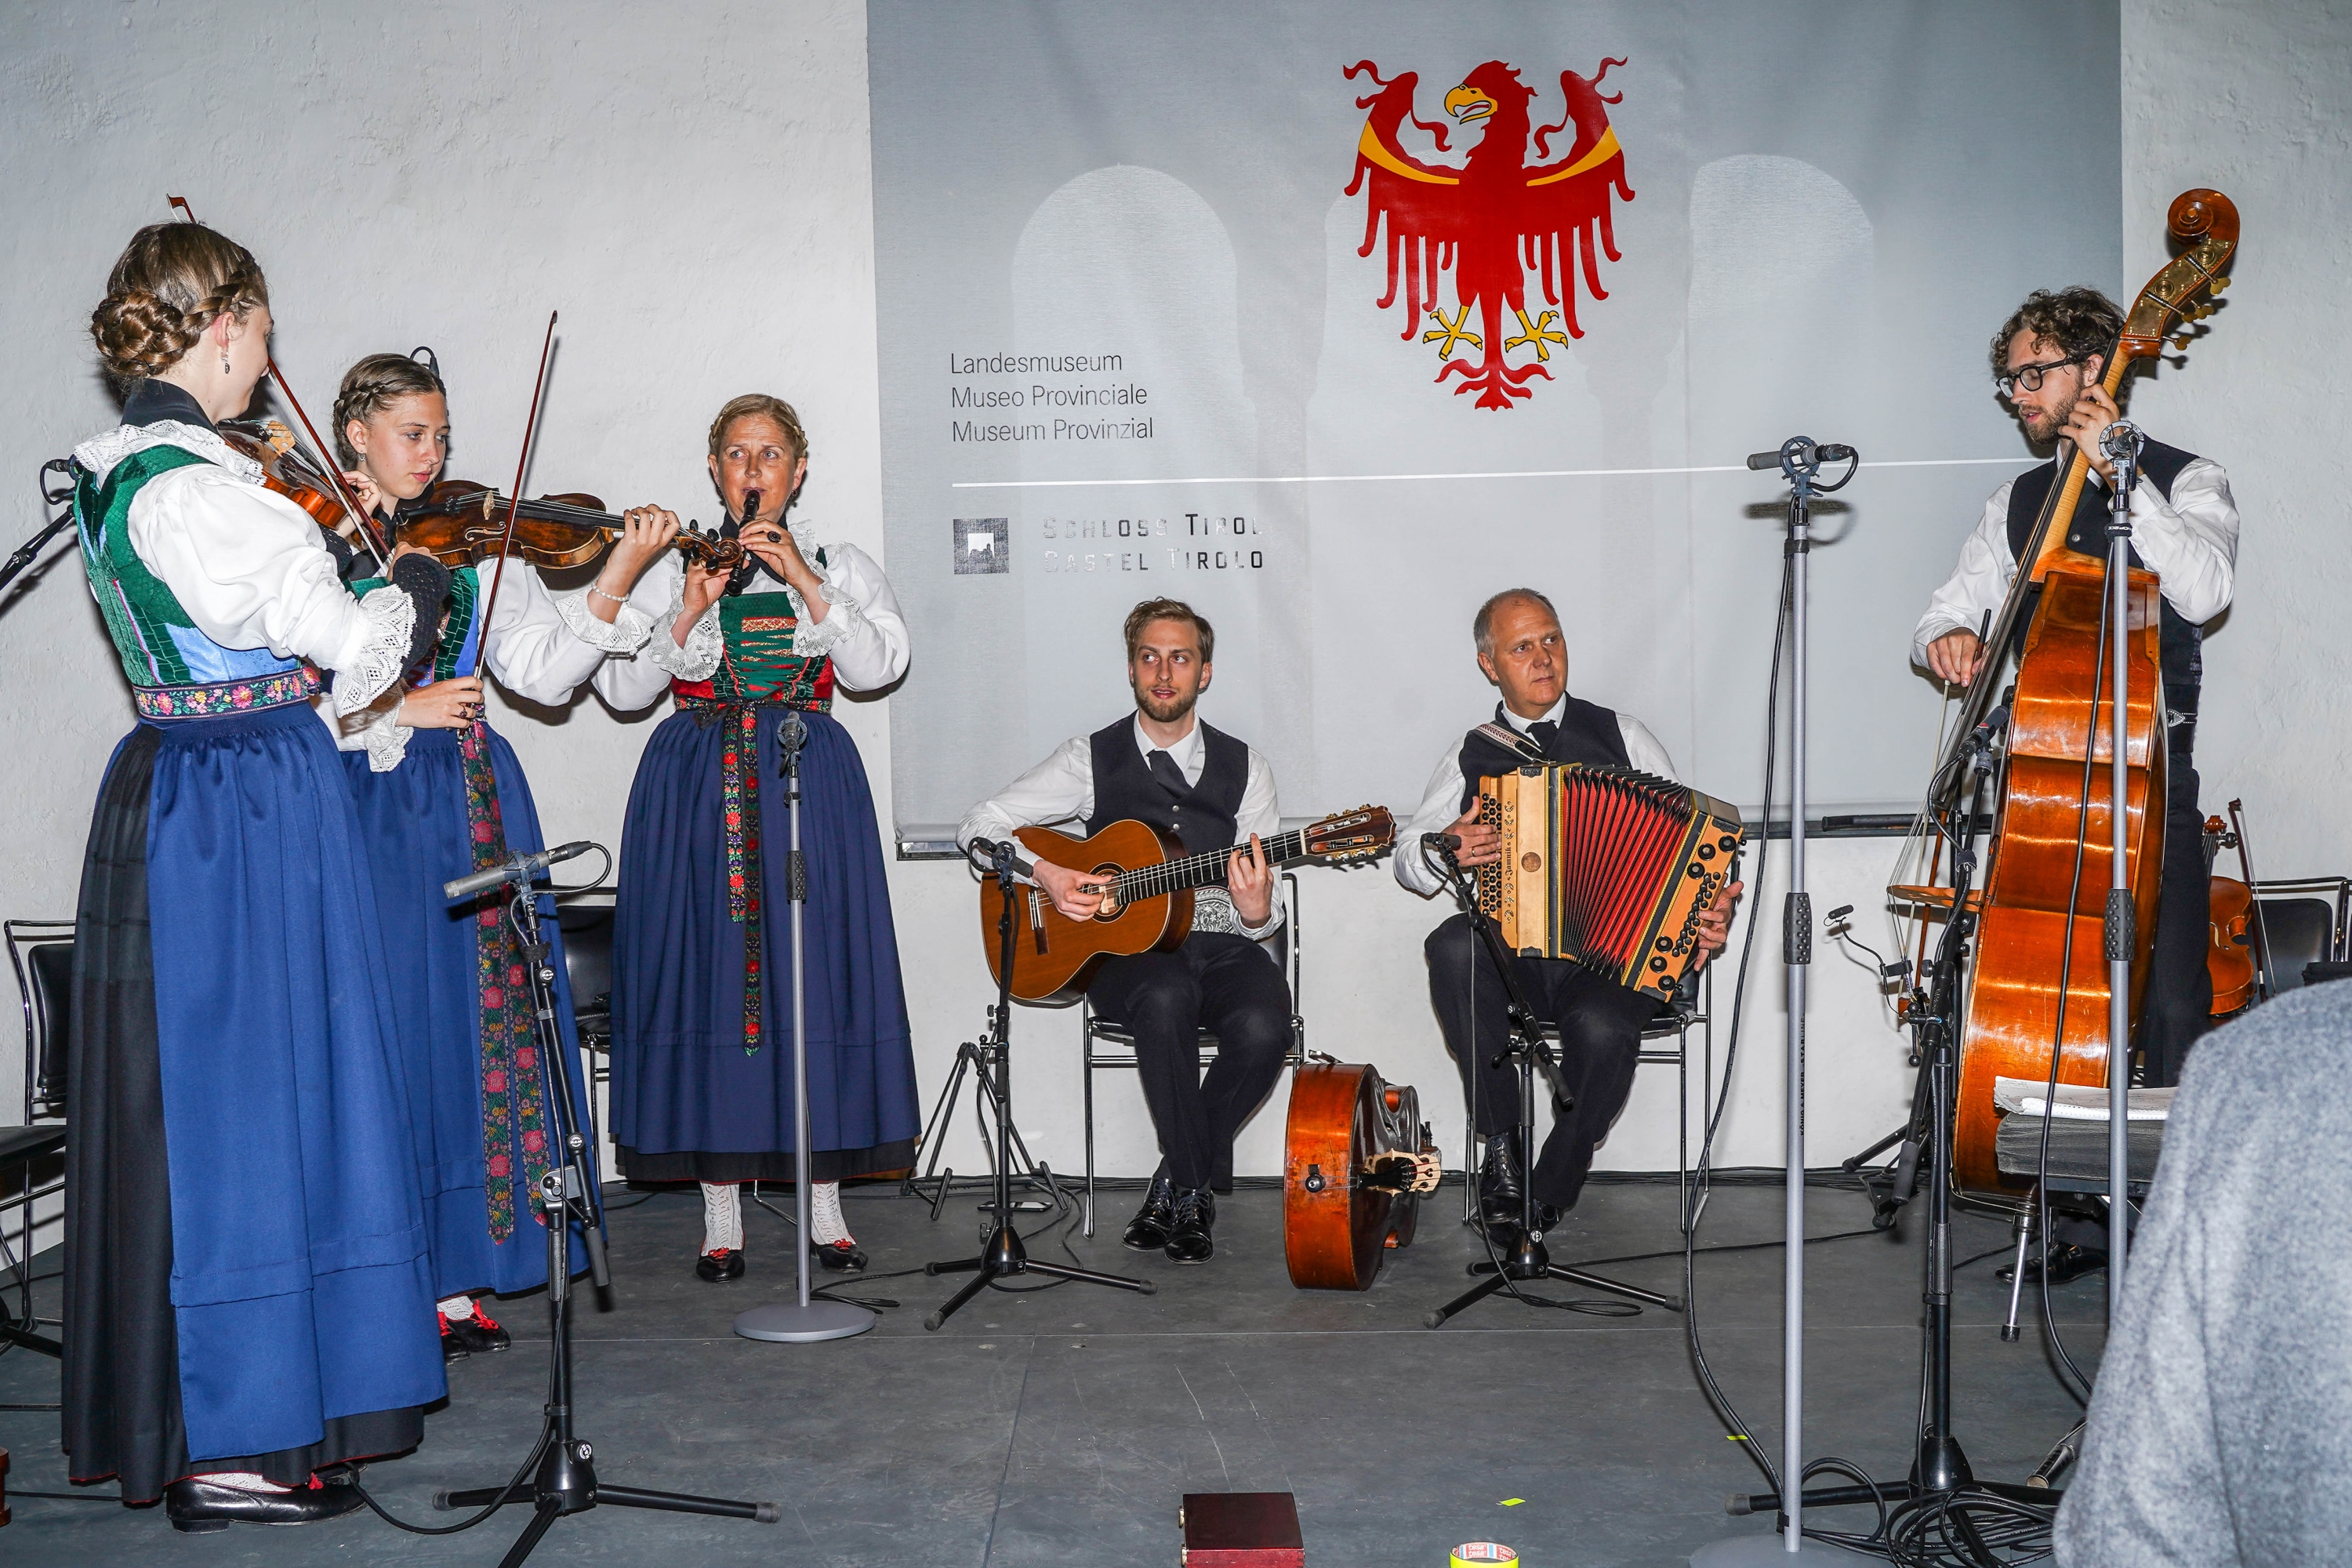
[695,1247,746,1282]
[815,1238,868,1272]
[1163,1187,1216,1264]
[1477,1130,1528,1228]
[166,1475,366,1534]
[1123,1170,1178,1252]
[1997,1243,2107,1287]
[440,1307,510,1359]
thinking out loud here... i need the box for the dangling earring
[221,351,232,374]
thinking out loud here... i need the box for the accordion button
[1698,844,1715,860]
[1687,865,1704,879]
[1655,936,1673,952]
[1650,956,1669,972]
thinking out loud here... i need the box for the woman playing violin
[587,394,916,1280]
[64,222,457,1530]
[329,350,677,1359]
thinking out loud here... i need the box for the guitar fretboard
[1112,829,1310,902]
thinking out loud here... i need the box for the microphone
[967,837,1038,880]
[444,840,594,902]
[1746,441,1857,471]
[2099,419,2144,465]
[1421,831,1462,852]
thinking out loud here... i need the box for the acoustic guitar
[980,806,1394,1003]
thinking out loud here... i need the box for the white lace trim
[755,518,858,659]
[334,693,414,772]
[645,571,723,681]
[553,587,655,654]
[335,586,418,714]
[71,421,262,487]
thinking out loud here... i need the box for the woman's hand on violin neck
[740,522,826,619]
[401,676,485,731]
[591,506,681,622]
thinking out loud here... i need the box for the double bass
[1942,189,2238,1195]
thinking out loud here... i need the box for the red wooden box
[1181,1491,1303,1566]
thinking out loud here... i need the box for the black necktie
[1527,720,1559,756]
[1146,748,1191,797]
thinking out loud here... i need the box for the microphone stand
[1421,840,1679,1327]
[0,463,78,599]
[2098,422,2145,1314]
[921,839,1153,1329]
[735,708,877,1344]
[435,849,780,1563]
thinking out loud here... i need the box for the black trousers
[1087,933,1294,1192]
[2139,751,2214,1087]
[1425,913,1662,1211]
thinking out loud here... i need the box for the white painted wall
[2,1,2344,1263]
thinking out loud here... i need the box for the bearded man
[959,598,1287,1266]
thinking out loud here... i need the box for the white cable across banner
[950,458,2024,490]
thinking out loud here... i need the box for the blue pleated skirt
[610,706,918,1176]
[341,724,593,1299]
[122,702,443,1466]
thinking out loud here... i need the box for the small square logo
[953,517,1009,575]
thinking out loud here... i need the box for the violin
[220,419,385,557]
[389,481,748,573]
[2204,815,2256,1018]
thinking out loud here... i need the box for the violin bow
[464,310,560,677]
[167,196,392,568]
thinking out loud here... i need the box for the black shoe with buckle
[439,1305,511,1359]
[1163,1186,1216,1264]
[1123,1169,1178,1252]
[1996,1242,2107,1287]
[165,1475,367,1534]
[815,1238,868,1272]
[695,1247,746,1282]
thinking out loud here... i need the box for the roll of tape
[1451,1545,1518,1568]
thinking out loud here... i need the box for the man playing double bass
[1915,287,2241,1273]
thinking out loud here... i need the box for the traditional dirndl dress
[337,558,609,1299]
[61,408,444,1502]
[604,566,920,1183]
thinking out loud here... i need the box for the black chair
[2,919,72,1359]
[2246,877,2350,998]
[555,891,618,1152]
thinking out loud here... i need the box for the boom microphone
[1746,441,1857,470]
[444,840,595,902]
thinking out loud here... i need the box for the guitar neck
[1115,829,1308,901]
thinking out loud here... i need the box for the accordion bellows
[1477,764,1745,999]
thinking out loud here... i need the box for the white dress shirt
[589,520,910,711]
[1911,458,2239,669]
[958,712,1286,938]
[72,421,414,716]
[1396,697,1678,898]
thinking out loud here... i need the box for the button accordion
[1476,764,1745,999]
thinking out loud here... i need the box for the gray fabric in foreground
[2055,980,2352,1566]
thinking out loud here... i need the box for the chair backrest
[6,919,74,1121]
[2250,892,2339,995]
[554,896,617,1040]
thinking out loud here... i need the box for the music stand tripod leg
[923,843,1154,1330]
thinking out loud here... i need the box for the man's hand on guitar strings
[1033,858,1109,921]
[1226,833,1274,926]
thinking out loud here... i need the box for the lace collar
[71,420,262,487]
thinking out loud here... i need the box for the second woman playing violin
[330,350,680,1357]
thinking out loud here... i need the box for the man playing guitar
[959,598,1289,1265]
[1399,589,1737,1241]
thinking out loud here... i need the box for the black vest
[1086,718,1250,853]
[2002,439,2202,748]
[1456,696,1629,814]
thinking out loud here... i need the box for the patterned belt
[133,665,318,720]
[674,693,831,1055]
[452,716,549,1242]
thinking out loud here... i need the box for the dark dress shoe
[695,1247,746,1282]
[1997,1243,2107,1287]
[1163,1187,1216,1264]
[166,1475,367,1534]
[1123,1169,1178,1252]
[815,1238,868,1272]
[440,1308,510,1359]
[1477,1129,1528,1227]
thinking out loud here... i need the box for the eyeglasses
[1995,354,2088,399]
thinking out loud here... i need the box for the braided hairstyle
[89,223,270,383]
[706,393,810,470]
[333,350,446,465]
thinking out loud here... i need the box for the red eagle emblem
[1345,58,1634,409]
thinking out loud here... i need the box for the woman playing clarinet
[588,395,916,1279]
[328,350,678,1359]
[64,223,452,1532]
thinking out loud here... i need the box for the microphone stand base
[732,1300,876,1343]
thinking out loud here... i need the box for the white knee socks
[811,1180,852,1246]
[700,1181,743,1254]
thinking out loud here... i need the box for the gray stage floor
[0,1176,2102,1566]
